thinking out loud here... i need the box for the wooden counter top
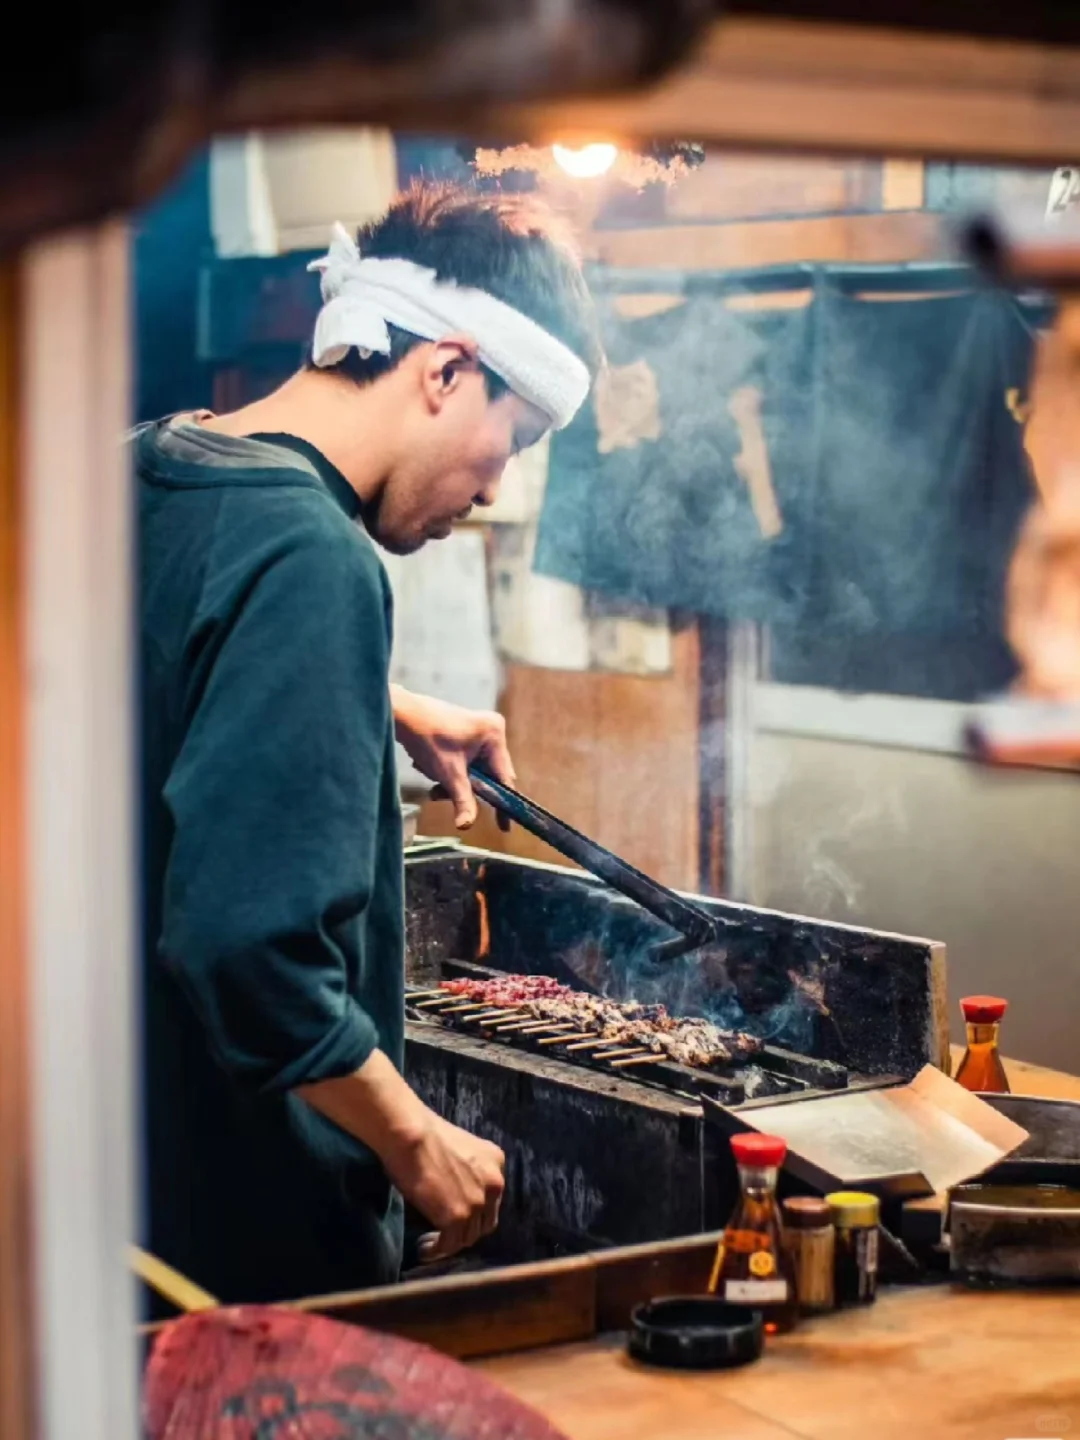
[989,1052,1080,1103]
[478,1286,1080,1440]
[476,1055,1080,1440]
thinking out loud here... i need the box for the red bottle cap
[960,995,1008,1023]
[730,1133,788,1167]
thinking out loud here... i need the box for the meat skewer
[430,974,763,1072]
[438,975,571,1005]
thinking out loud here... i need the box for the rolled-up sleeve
[159,521,391,1093]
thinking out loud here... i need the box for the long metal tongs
[467,764,725,961]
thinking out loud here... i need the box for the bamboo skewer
[415,995,678,1076]
[411,985,686,1077]
[412,996,526,1024]
[412,987,687,1075]
[130,1245,218,1313]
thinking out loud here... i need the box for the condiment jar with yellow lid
[826,1191,880,1306]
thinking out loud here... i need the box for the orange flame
[476,867,491,960]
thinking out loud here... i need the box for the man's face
[366,341,550,556]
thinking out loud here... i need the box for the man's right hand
[385,1111,505,1262]
[297,1049,506,1262]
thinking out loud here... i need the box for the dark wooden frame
[141,1234,721,1361]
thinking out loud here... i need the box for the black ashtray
[628,1297,764,1370]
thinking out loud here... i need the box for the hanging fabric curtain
[536,262,1048,701]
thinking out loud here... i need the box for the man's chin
[378,522,456,555]
[375,530,431,557]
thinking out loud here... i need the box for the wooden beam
[300,1236,720,1359]
[472,18,1080,166]
[722,2,1080,46]
[663,154,868,223]
[0,261,34,1440]
[300,1257,598,1361]
[591,211,943,271]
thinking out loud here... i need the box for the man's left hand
[390,685,516,830]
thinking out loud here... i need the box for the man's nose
[473,469,505,508]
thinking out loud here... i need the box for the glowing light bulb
[552,142,618,179]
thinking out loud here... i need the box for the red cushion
[145,1304,569,1440]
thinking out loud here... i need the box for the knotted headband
[308,223,591,431]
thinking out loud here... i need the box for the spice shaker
[782,1197,835,1314]
[827,1191,880,1306]
[955,995,1010,1094]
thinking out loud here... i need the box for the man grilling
[136,183,600,1306]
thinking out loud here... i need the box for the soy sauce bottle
[709,1133,797,1334]
[955,995,1010,1094]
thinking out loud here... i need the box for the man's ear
[421,334,481,413]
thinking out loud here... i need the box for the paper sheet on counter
[711,1064,1030,1198]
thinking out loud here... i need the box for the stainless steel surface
[951,1174,1080,1286]
[981,1093,1080,1162]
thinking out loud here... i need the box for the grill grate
[405,967,850,1105]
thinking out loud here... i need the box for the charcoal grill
[403,844,948,1264]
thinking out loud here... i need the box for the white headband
[307,223,591,431]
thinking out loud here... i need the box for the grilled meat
[440,975,570,1005]
[436,976,761,1069]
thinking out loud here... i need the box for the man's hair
[305,181,602,398]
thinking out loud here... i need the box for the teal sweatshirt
[136,419,404,1308]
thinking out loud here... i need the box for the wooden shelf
[470,18,1080,166]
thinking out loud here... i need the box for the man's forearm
[296,1049,428,1163]
[388,683,418,740]
[297,1049,508,1256]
